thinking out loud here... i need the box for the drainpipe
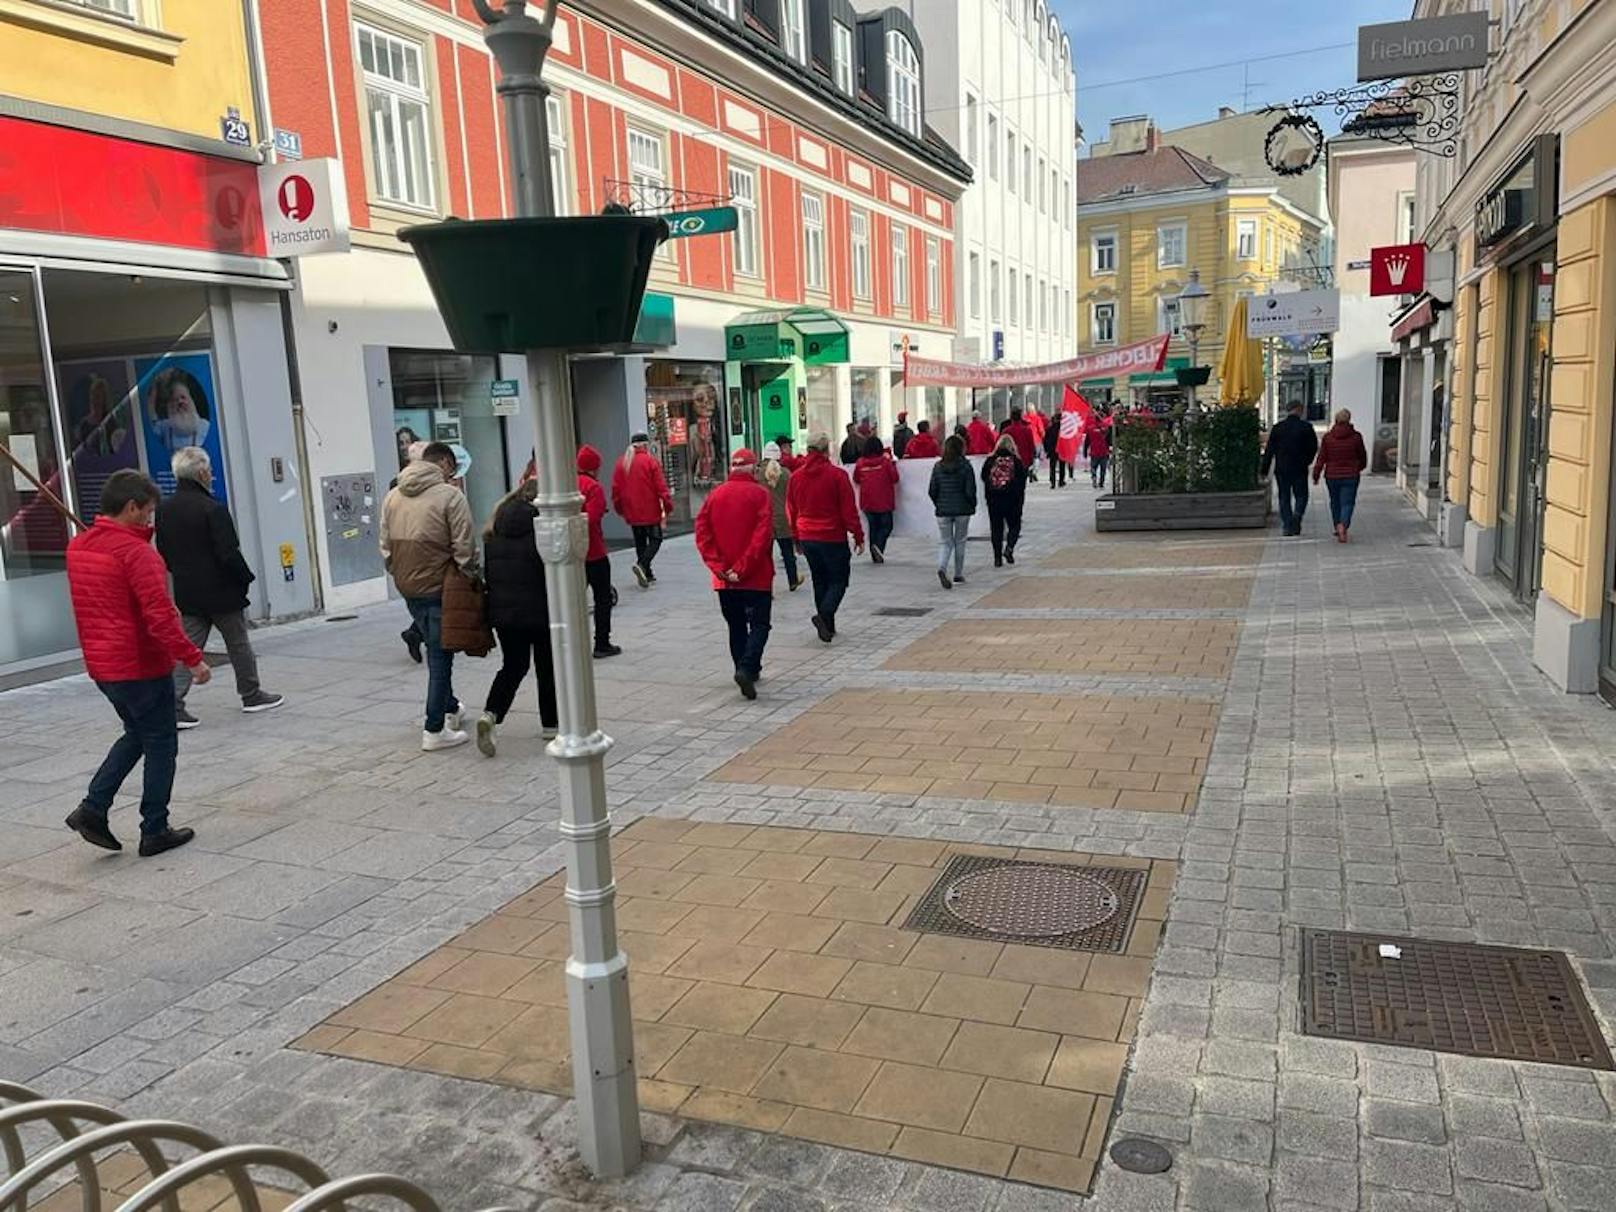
[244,0,326,612]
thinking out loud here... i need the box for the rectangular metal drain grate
[1300,929,1615,1070]
[902,854,1146,954]
[873,606,934,617]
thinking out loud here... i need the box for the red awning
[1391,298,1435,343]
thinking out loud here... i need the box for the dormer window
[832,21,854,94]
[705,0,735,16]
[781,0,806,64]
[886,30,920,136]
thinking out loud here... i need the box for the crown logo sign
[1385,253,1411,286]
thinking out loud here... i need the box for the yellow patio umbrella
[1218,296,1265,406]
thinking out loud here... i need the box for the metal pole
[475,0,640,1177]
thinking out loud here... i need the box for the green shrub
[1111,405,1261,495]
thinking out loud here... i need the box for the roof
[1075,145,1229,205]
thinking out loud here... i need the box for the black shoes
[66,805,120,851]
[788,577,802,592]
[1006,551,1016,565]
[594,643,623,658]
[812,615,834,643]
[938,569,953,590]
[954,574,966,584]
[871,548,884,564]
[402,628,423,663]
[735,670,757,700]
[139,827,195,858]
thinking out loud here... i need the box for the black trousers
[865,511,894,554]
[485,625,558,730]
[800,540,851,628]
[987,499,1023,562]
[585,557,613,647]
[1048,457,1067,487]
[776,537,800,585]
[718,589,772,678]
[632,524,663,576]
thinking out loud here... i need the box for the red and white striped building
[262,0,969,607]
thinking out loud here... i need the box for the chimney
[1145,123,1160,153]
[1218,106,1236,120]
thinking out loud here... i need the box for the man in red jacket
[64,469,211,857]
[965,411,997,455]
[695,448,776,699]
[775,435,804,471]
[786,433,865,643]
[576,445,620,657]
[902,419,941,459]
[610,432,674,588]
[1002,407,1037,471]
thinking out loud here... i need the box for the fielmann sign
[1357,12,1489,83]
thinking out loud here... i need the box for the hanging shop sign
[1475,135,1558,263]
[1263,113,1325,178]
[1247,289,1340,339]
[258,159,351,257]
[1357,12,1489,82]
[903,335,1168,389]
[662,207,738,239]
[1370,243,1426,297]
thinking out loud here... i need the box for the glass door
[1494,266,1530,585]
[1517,258,1555,600]
[0,266,80,667]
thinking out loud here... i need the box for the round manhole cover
[1109,1138,1172,1174]
[942,864,1119,937]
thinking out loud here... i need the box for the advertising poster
[55,358,139,519]
[133,351,229,506]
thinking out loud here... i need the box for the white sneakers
[476,711,498,757]
[422,726,469,752]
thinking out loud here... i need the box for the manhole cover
[874,606,933,617]
[1300,930,1615,1070]
[1109,1138,1172,1174]
[904,854,1146,954]
[944,865,1119,936]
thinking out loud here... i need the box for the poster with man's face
[133,351,229,506]
[55,358,139,520]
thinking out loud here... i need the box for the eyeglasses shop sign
[258,159,352,257]
[1357,12,1489,82]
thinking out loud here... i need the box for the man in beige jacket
[380,442,477,751]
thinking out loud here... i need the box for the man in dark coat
[1261,401,1321,536]
[155,447,283,728]
[891,411,914,459]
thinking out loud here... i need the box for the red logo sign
[277,174,315,222]
[1370,243,1425,296]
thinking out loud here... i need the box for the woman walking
[475,480,558,756]
[852,436,900,563]
[757,442,801,591]
[1314,407,1369,543]
[981,435,1028,567]
[928,434,977,589]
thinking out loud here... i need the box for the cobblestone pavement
[5,477,1616,1211]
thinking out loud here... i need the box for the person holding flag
[1057,386,1091,486]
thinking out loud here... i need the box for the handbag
[440,565,495,657]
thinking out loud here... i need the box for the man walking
[380,441,477,751]
[965,410,997,455]
[611,432,674,588]
[787,432,864,643]
[65,469,211,856]
[891,411,914,459]
[156,447,282,728]
[695,448,776,700]
[1261,401,1320,536]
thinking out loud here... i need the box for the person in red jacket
[786,433,865,643]
[1002,408,1037,474]
[851,436,900,563]
[576,445,620,657]
[774,435,804,471]
[695,448,776,700]
[611,432,674,588]
[902,419,941,460]
[64,469,211,857]
[1313,407,1369,543]
[965,410,997,455]
[1085,416,1113,489]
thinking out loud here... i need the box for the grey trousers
[174,610,260,705]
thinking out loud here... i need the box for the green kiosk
[723,307,849,455]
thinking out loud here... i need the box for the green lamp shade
[399,215,666,352]
[1175,366,1212,388]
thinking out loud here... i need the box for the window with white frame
[802,191,826,292]
[729,164,759,277]
[892,223,910,307]
[1039,280,1048,332]
[969,252,981,319]
[705,0,736,15]
[67,0,138,15]
[1063,178,1071,227]
[1008,268,1019,324]
[1092,302,1116,345]
[1157,222,1186,268]
[851,208,871,299]
[989,259,1002,322]
[627,127,666,208]
[1023,147,1033,202]
[1006,131,1016,195]
[1049,166,1058,217]
[781,0,807,63]
[1264,225,1274,265]
[832,22,854,94]
[1399,191,1416,243]
[547,94,570,215]
[1038,157,1047,214]
[357,23,437,211]
[1158,296,1182,338]
[926,238,941,316]
[965,93,978,165]
[1025,276,1033,331]
[987,113,999,180]
[1236,218,1256,261]
[886,32,921,137]
[1064,288,1072,337]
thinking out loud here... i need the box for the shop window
[644,361,725,527]
[547,93,570,216]
[802,191,826,292]
[729,164,760,278]
[1157,222,1186,268]
[851,367,881,430]
[851,208,871,299]
[1092,302,1116,345]
[390,349,504,531]
[832,22,854,94]
[926,238,941,317]
[356,23,437,212]
[781,0,806,64]
[892,223,910,308]
[1378,354,1401,426]
[805,364,839,444]
[1237,219,1256,261]
[886,32,921,137]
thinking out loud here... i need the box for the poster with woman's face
[55,358,139,521]
[133,351,229,505]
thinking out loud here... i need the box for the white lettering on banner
[258,159,351,257]
[903,335,1169,388]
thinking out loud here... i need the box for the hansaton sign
[1370,243,1426,297]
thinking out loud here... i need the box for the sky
[1056,0,1414,149]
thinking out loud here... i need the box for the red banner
[903,335,1169,389]
[1057,387,1090,464]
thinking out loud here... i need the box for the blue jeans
[718,589,772,679]
[1275,469,1309,533]
[85,676,178,837]
[937,516,971,577]
[1326,477,1360,531]
[405,596,460,732]
[800,540,851,628]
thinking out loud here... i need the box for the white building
[910,0,1078,418]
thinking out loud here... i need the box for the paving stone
[1362,1137,1454,1196]
[657,1172,746,1212]
[1189,1114,1272,1166]
[1446,1095,1523,1141]
[1366,1099,1448,1145]
[1453,1137,1541,1189]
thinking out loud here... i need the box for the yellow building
[1074,119,1327,410]
[0,0,312,680]
[1418,0,1616,697]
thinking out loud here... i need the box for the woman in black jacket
[928,434,977,589]
[981,435,1029,566]
[475,480,558,756]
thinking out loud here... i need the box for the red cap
[730,448,758,467]
[576,444,602,473]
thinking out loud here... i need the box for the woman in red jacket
[577,445,619,657]
[1313,408,1369,542]
[851,436,900,563]
[610,432,674,587]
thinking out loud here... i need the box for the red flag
[1057,386,1091,464]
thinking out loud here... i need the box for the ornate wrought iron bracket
[1260,73,1462,175]
[602,180,731,215]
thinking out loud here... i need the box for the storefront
[723,308,850,454]
[1390,279,1453,528]
[644,359,726,530]
[0,116,310,682]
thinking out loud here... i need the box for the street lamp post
[1177,269,1209,416]
[471,0,641,1178]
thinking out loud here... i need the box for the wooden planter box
[1095,486,1270,532]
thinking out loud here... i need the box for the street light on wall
[1177,268,1210,415]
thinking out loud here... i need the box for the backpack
[987,455,1015,492]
